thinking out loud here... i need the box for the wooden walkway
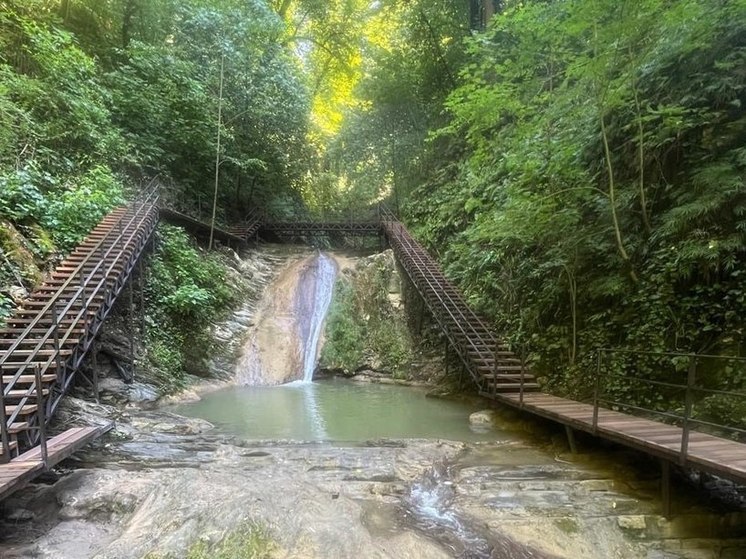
[0,424,112,501]
[498,392,746,484]
[159,207,246,245]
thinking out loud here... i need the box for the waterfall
[298,253,337,383]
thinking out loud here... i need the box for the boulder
[469,409,497,425]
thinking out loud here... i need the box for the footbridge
[1,195,745,514]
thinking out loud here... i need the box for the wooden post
[0,368,10,463]
[444,339,449,377]
[565,425,577,454]
[417,297,425,335]
[492,343,499,397]
[519,344,526,407]
[680,355,697,465]
[91,340,100,404]
[51,303,63,384]
[138,257,146,336]
[128,279,136,381]
[35,365,48,469]
[593,349,602,434]
[661,459,672,518]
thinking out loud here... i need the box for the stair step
[2,349,73,357]
[8,422,28,434]
[0,440,19,456]
[2,374,57,384]
[477,365,525,372]
[4,404,38,415]
[480,373,535,380]
[485,383,540,392]
[6,389,51,398]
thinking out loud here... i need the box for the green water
[171,378,506,443]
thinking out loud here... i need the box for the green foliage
[0,169,46,222]
[144,224,235,386]
[321,282,366,369]
[144,522,276,559]
[43,165,125,251]
[321,256,412,377]
[149,225,233,323]
[318,0,746,427]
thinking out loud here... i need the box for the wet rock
[129,411,213,435]
[5,508,35,522]
[617,515,647,531]
[469,409,497,425]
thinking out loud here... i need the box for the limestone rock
[469,409,497,425]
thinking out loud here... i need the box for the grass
[144,522,277,559]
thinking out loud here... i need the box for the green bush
[144,224,236,386]
[0,169,46,222]
[44,165,125,251]
[321,282,365,370]
[148,225,233,323]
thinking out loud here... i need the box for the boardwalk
[0,424,112,501]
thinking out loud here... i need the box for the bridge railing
[594,348,746,463]
[0,185,159,460]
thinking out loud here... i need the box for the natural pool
[170,378,508,443]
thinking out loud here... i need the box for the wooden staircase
[380,212,539,396]
[0,187,159,462]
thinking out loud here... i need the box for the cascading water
[234,251,337,386]
[295,252,337,383]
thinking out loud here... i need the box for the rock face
[234,252,335,386]
[319,250,416,379]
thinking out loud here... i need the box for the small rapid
[405,462,552,559]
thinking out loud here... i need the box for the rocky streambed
[2,400,745,559]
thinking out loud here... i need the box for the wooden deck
[0,424,112,501]
[493,392,746,484]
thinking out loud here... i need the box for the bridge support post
[444,339,449,377]
[138,258,146,336]
[661,459,672,518]
[565,425,577,454]
[91,340,100,404]
[35,364,48,469]
[127,279,136,381]
[417,297,425,336]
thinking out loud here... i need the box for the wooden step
[4,404,38,416]
[477,365,526,373]
[3,374,57,384]
[0,440,19,457]
[2,349,73,357]
[480,373,536,380]
[6,389,51,398]
[8,422,28,434]
[0,328,85,336]
[485,383,540,392]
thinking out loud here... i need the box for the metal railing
[593,348,746,464]
[0,185,159,461]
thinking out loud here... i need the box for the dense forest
[1,1,746,410]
